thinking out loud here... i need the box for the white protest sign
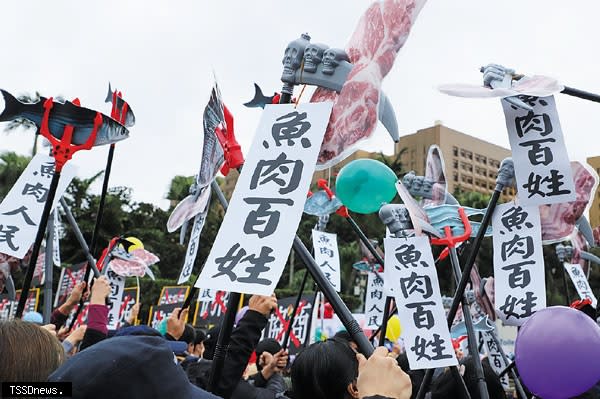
[564,262,597,308]
[385,236,457,369]
[493,203,546,326]
[0,153,76,258]
[52,210,61,267]
[482,331,510,389]
[312,230,341,292]
[178,203,209,284]
[196,102,333,295]
[364,272,386,329]
[106,266,126,331]
[501,96,575,206]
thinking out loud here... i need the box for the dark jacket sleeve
[214,309,268,399]
[79,304,108,351]
[51,308,69,330]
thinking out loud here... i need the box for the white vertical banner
[311,230,341,292]
[106,266,126,331]
[385,236,457,369]
[482,331,510,389]
[177,202,209,284]
[52,210,61,267]
[196,102,333,295]
[564,262,597,307]
[0,154,76,258]
[501,96,575,206]
[493,203,546,326]
[364,272,386,329]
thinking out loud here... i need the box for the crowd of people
[1,276,598,398]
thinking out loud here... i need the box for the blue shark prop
[450,315,495,339]
[425,205,492,238]
[304,190,343,217]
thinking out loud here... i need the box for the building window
[453,160,458,169]
[453,172,458,182]
[453,146,458,157]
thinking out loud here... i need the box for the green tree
[0,151,31,201]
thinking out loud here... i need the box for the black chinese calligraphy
[22,182,49,203]
[265,111,312,149]
[410,333,453,361]
[499,206,533,234]
[2,206,35,226]
[399,272,433,299]
[500,235,534,261]
[522,170,571,198]
[501,261,534,289]
[33,162,55,178]
[212,243,274,286]
[243,197,293,238]
[406,301,435,330]
[499,292,538,320]
[0,225,19,251]
[394,244,429,269]
[515,111,553,138]
[250,153,303,195]
[519,138,556,166]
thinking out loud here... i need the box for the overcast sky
[2,0,600,209]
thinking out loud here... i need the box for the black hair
[255,338,282,371]
[291,338,358,399]
[192,328,206,346]
[179,324,196,345]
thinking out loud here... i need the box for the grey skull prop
[322,48,350,75]
[303,43,328,73]
[281,33,311,84]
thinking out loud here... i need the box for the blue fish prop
[451,315,495,339]
[425,205,493,237]
[304,190,343,216]
[0,89,129,146]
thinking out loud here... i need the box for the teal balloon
[157,319,168,336]
[335,159,397,214]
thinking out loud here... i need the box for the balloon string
[294,85,307,109]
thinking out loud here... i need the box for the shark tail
[243,83,273,109]
[105,82,113,103]
[0,89,24,122]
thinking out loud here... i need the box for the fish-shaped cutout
[450,315,495,339]
[167,82,225,235]
[425,205,492,237]
[439,74,564,99]
[395,180,439,237]
[104,82,135,127]
[244,83,277,108]
[303,190,343,216]
[108,248,159,280]
[540,161,598,244]
[0,89,129,146]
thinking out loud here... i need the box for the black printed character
[522,170,571,198]
[501,235,534,261]
[501,261,534,289]
[411,334,453,361]
[250,153,304,195]
[33,162,55,178]
[499,292,538,320]
[514,111,553,138]
[406,301,436,330]
[499,206,533,234]
[2,206,36,226]
[518,138,556,166]
[399,272,433,300]
[0,225,20,251]
[22,182,49,203]
[394,244,429,269]
[212,243,274,286]
[265,111,312,149]
[243,197,294,238]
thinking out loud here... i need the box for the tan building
[587,156,600,228]
[395,123,514,201]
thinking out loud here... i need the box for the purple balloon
[515,306,600,398]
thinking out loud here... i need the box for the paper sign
[493,203,546,326]
[0,154,76,258]
[194,288,230,327]
[364,272,386,329]
[54,262,86,308]
[385,236,457,369]
[482,331,510,389]
[262,295,314,355]
[502,96,575,206]
[312,230,341,292]
[564,262,597,307]
[106,266,126,330]
[148,302,185,329]
[158,286,189,306]
[178,201,209,284]
[52,211,61,267]
[196,102,333,295]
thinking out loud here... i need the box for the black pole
[15,171,61,318]
[207,291,240,393]
[69,144,116,327]
[282,269,309,350]
[448,247,489,399]
[369,302,397,344]
[60,199,101,278]
[416,159,513,399]
[561,267,571,305]
[305,287,319,347]
[561,86,600,103]
[377,296,393,347]
[42,212,54,324]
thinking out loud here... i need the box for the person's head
[49,335,219,399]
[189,328,206,357]
[291,338,359,399]
[0,320,65,382]
[179,324,195,345]
[333,330,358,352]
[255,338,282,371]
